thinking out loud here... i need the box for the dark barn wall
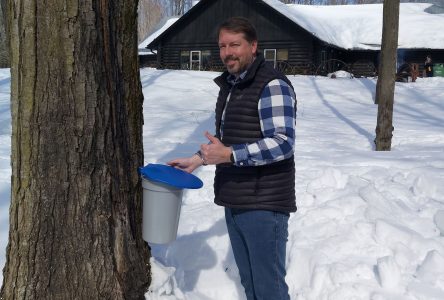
[337,50,379,77]
[398,48,444,75]
[156,0,316,72]
[151,0,444,77]
[254,1,315,73]
[139,54,158,68]
[157,0,239,69]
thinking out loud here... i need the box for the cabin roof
[141,0,444,51]
[265,0,444,50]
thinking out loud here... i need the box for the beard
[222,54,254,76]
[224,55,243,75]
[224,55,238,64]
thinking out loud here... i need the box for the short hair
[217,17,258,43]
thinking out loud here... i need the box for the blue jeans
[225,208,290,300]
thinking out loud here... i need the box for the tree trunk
[0,0,9,67]
[1,0,151,299]
[375,0,399,151]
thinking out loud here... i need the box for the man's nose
[224,46,233,56]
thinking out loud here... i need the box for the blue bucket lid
[139,164,203,189]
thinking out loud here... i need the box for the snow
[142,1,444,51]
[263,1,444,50]
[327,70,354,78]
[0,69,11,278]
[1,68,444,299]
[435,210,444,235]
[139,17,180,51]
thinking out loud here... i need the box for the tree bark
[1,0,151,299]
[375,0,399,151]
[0,0,9,67]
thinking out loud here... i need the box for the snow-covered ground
[1,68,444,299]
[0,69,11,281]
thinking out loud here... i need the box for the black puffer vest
[213,55,296,213]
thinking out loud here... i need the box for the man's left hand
[200,131,232,165]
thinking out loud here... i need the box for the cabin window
[202,50,211,70]
[180,50,212,70]
[180,51,190,69]
[277,49,289,61]
[264,49,277,67]
[264,49,289,68]
[320,50,327,63]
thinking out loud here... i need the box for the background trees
[138,0,164,43]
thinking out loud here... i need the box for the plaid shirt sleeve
[231,79,297,166]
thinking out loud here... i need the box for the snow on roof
[263,0,444,50]
[141,1,444,51]
[138,17,180,50]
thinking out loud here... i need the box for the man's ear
[251,40,258,55]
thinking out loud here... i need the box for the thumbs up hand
[200,131,232,165]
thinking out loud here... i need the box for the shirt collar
[226,69,248,86]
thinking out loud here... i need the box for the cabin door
[190,51,201,71]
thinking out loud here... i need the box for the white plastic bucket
[142,178,184,244]
[139,163,203,244]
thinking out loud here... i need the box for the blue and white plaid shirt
[223,72,297,167]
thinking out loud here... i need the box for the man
[424,54,433,77]
[168,17,296,300]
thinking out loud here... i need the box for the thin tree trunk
[1,0,150,299]
[375,0,399,151]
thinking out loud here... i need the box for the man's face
[218,29,257,77]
